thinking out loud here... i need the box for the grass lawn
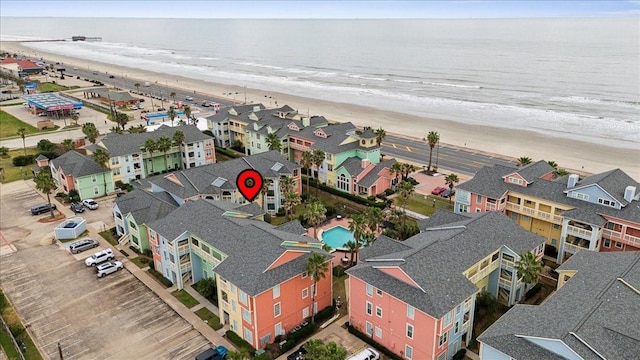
[171,289,200,309]
[194,307,223,330]
[333,272,348,316]
[130,256,151,268]
[393,193,454,217]
[304,187,370,215]
[0,110,38,139]
[38,83,70,93]
[0,325,22,360]
[0,148,40,183]
[98,229,119,246]
[0,290,44,360]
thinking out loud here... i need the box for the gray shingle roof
[275,220,307,235]
[347,212,545,318]
[457,164,640,225]
[91,88,138,102]
[145,150,300,200]
[416,210,472,230]
[336,157,364,176]
[50,150,107,178]
[358,159,398,188]
[98,125,212,157]
[478,251,640,360]
[510,160,555,183]
[148,199,328,296]
[114,189,179,225]
[35,154,48,161]
[571,168,639,206]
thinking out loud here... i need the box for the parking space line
[64,347,90,360]
[39,324,70,339]
[406,146,412,152]
[159,325,193,343]
[392,143,397,148]
[167,333,203,353]
[42,332,77,348]
[143,312,176,329]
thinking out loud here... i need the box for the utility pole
[58,342,64,360]
[244,85,247,104]
[435,140,440,172]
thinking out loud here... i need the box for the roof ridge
[180,170,200,193]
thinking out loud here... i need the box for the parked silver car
[69,239,99,254]
[85,248,114,267]
[96,261,123,277]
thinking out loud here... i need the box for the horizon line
[1,15,638,20]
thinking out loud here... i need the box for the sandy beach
[2,41,638,180]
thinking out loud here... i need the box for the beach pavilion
[22,93,83,117]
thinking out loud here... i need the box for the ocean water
[1,17,638,148]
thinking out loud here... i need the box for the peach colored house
[146,199,333,350]
[347,212,546,360]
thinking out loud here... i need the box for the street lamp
[435,140,440,173]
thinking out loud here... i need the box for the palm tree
[348,213,368,265]
[82,123,99,144]
[301,150,314,191]
[547,160,558,169]
[110,125,123,134]
[305,252,329,324]
[173,130,186,169]
[266,132,282,152]
[401,162,417,181]
[92,148,111,196]
[170,92,176,104]
[34,168,57,219]
[365,207,383,234]
[226,349,251,360]
[554,168,569,178]
[156,136,173,172]
[312,149,325,194]
[517,156,532,167]
[390,162,402,189]
[115,112,129,130]
[397,180,415,222]
[167,107,177,126]
[134,83,140,93]
[444,173,460,205]
[280,175,296,195]
[375,127,386,146]
[303,200,327,239]
[62,139,75,152]
[71,114,79,125]
[17,127,27,155]
[283,190,301,221]
[143,138,157,175]
[260,178,273,211]
[515,251,543,302]
[344,240,357,267]
[183,104,192,123]
[426,131,440,172]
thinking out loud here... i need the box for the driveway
[0,181,212,359]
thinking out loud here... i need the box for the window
[221,291,228,303]
[476,194,482,203]
[615,241,623,249]
[192,238,199,247]
[604,238,611,248]
[302,307,309,318]
[553,224,561,229]
[491,252,499,262]
[259,334,271,347]
[366,322,373,336]
[301,271,308,279]
[231,300,236,312]
[273,284,280,299]
[337,174,350,192]
[454,321,460,334]
[406,324,413,339]
[376,306,382,318]
[366,284,373,296]
[551,238,557,246]
[275,323,283,336]
[443,312,452,326]
[508,177,523,185]
[111,157,119,165]
[405,345,413,360]
[439,332,448,346]
[94,186,99,195]
[242,308,251,323]
[302,288,308,299]
[456,305,461,314]
[376,288,383,296]
[459,204,469,213]
[243,327,253,345]
[239,290,248,305]
[327,164,333,171]
[437,353,446,360]
[112,168,120,176]
[274,302,281,317]
[407,305,415,320]
[573,192,589,201]
[366,302,372,315]
[375,326,382,338]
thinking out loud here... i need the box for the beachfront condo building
[49,150,114,200]
[146,199,333,350]
[86,124,215,185]
[207,104,396,196]
[478,250,640,359]
[347,211,546,360]
[454,161,640,264]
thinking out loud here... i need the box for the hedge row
[148,268,173,287]
[225,330,256,353]
[347,324,403,360]
[215,146,241,159]
[307,178,387,209]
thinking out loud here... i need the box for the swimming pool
[321,226,355,249]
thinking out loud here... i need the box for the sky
[1,0,639,19]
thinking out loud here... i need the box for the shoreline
[1,41,638,180]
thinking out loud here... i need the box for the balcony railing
[180,262,191,273]
[566,225,593,239]
[467,260,499,283]
[564,242,587,253]
[522,207,536,216]
[464,298,472,311]
[501,259,515,268]
[499,277,511,287]
[506,202,520,211]
[603,228,622,239]
[178,244,189,254]
[486,202,497,211]
[624,234,640,247]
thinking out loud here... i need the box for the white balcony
[566,225,593,239]
[501,259,515,268]
[180,262,191,272]
[564,242,587,254]
[467,260,499,283]
[522,207,536,216]
[624,234,640,247]
[178,244,189,254]
[506,202,520,211]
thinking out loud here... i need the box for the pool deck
[309,216,382,267]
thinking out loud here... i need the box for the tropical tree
[143,138,157,174]
[303,199,327,239]
[365,206,383,234]
[517,156,532,167]
[173,130,186,169]
[280,175,296,195]
[375,127,386,146]
[71,114,79,125]
[312,149,325,194]
[226,348,251,360]
[92,148,111,195]
[114,112,129,130]
[554,168,569,178]
[305,252,329,324]
[283,190,301,221]
[156,136,173,172]
[426,131,440,172]
[62,139,75,151]
[134,82,140,93]
[344,240,357,266]
[34,168,57,219]
[82,123,99,144]
[390,162,402,188]
[128,124,146,133]
[444,173,460,204]
[183,104,192,122]
[170,92,176,104]
[266,132,282,152]
[348,213,368,265]
[397,180,415,222]
[17,127,27,155]
[305,339,348,360]
[167,107,177,126]
[401,162,417,181]
[0,146,9,157]
[515,251,543,302]
[110,125,123,134]
[547,160,558,169]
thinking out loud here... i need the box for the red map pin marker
[236,169,263,202]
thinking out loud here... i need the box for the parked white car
[130,105,138,110]
[82,199,99,210]
[85,248,114,267]
[96,261,123,277]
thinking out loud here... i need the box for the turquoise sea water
[321,226,355,250]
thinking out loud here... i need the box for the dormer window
[598,198,616,207]
[508,177,523,185]
[314,128,327,138]
[572,192,589,201]
[287,122,299,131]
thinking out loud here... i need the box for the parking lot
[0,181,212,359]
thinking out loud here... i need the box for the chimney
[567,174,579,188]
[361,158,371,169]
[253,106,260,112]
[624,186,636,202]
[302,117,310,127]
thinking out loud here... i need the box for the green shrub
[348,324,403,360]
[286,322,315,345]
[56,192,65,198]
[453,349,467,360]
[149,268,173,287]
[281,339,296,352]
[333,265,345,277]
[143,248,152,257]
[215,146,240,158]
[225,330,255,353]
[325,205,337,218]
[308,179,386,209]
[119,249,129,257]
[276,207,286,217]
[68,189,80,202]
[194,277,217,299]
[384,188,395,196]
[313,305,336,323]
[254,352,271,360]
[12,155,35,166]
[264,213,272,223]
